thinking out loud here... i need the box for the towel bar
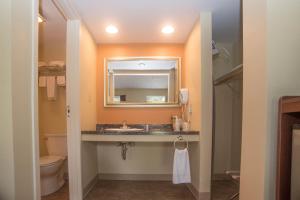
[173,135,189,149]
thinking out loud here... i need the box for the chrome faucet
[122,120,128,129]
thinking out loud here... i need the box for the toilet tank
[45,134,67,157]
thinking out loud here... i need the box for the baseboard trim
[186,184,200,200]
[186,184,210,200]
[199,192,211,200]
[83,175,98,198]
[98,173,172,181]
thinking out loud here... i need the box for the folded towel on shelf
[56,76,66,86]
[46,76,57,101]
[172,148,191,184]
[39,76,47,87]
[49,60,66,69]
[38,61,47,68]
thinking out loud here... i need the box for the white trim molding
[52,0,81,20]
[32,0,41,198]
[98,173,172,181]
[66,20,83,200]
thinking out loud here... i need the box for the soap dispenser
[172,115,181,131]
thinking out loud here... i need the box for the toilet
[40,134,67,196]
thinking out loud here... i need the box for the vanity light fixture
[106,25,119,34]
[162,25,175,34]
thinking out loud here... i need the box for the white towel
[39,76,47,87]
[56,76,66,86]
[38,61,47,68]
[172,148,191,184]
[49,60,65,69]
[46,76,57,101]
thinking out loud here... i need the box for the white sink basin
[104,128,144,132]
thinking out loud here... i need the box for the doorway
[38,0,69,199]
[211,46,243,200]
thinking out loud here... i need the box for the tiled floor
[41,182,69,200]
[211,180,239,200]
[40,180,238,200]
[85,180,196,200]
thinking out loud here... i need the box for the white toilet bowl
[40,155,66,196]
[40,134,68,196]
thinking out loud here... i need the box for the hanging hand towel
[39,76,47,87]
[46,76,57,101]
[173,148,191,184]
[56,76,66,86]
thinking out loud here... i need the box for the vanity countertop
[81,124,200,142]
[81,130,199,136]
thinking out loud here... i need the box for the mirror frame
[104,56,181,107]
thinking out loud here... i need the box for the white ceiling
[72,0,241,44]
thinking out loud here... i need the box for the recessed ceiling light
[106,25,119,34]
[162,25,175,34]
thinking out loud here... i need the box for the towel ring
[174,135,189,149]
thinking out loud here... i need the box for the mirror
[104,57,181,107]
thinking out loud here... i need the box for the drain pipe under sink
[117,142,134,160]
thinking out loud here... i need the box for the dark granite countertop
[81,124,199,136]
[81,130,199,135]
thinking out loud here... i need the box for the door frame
[33,0,83,199]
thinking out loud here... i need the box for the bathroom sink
[104,128,144,132]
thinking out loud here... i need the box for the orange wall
[97,44,184,124]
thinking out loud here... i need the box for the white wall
[0,0,15,199]
[199,12,213,195]
[79,23,99,190]
[240,1,268,198]
[240,0,300,199]
[213,43,234,175]
[230,80,242,171]
[265,1,300,199]
[184,16,202,192]
[98,143,174,176]
[0,0,38,199]
[80,24,97,131]
[213,84,233,175]
[183,13,213,197]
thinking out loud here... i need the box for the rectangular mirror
[104,57,181,107]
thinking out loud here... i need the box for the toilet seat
[40,156,64,167]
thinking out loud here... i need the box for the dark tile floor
[41,182,69,200]
[85,180,196,200]
[40,180,238,200]
[211,180,239,200]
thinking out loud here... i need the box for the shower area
[211,42,243,200]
